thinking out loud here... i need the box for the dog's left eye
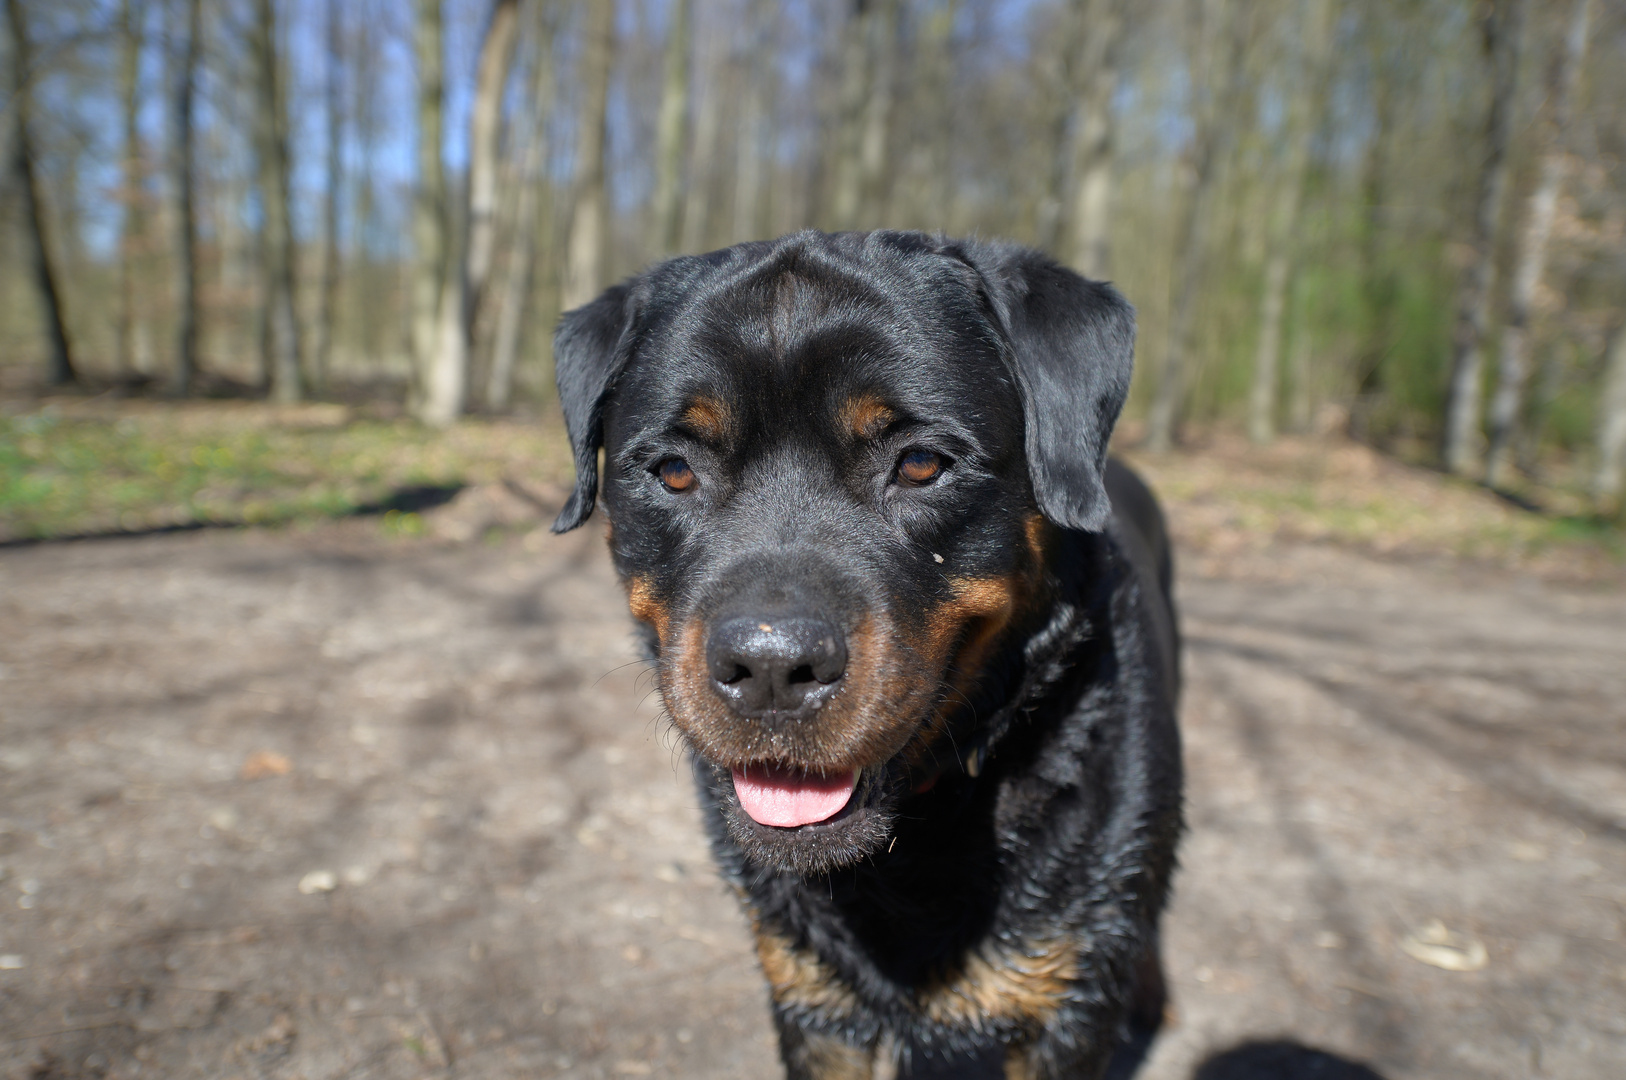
[655,457,697,493]
[896,450,945,486]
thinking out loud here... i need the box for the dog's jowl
[552,230,1182,1079]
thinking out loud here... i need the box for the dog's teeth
[932,553,945,564]
[964,748,981,777]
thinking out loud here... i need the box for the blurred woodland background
[2,0,1626,512]
[6,9,1626,1076]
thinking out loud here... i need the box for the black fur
[553,230,1182,1079]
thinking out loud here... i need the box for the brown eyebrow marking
[838,393,895,440]
[680,395,732,441]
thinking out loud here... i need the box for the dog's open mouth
[715,758,898,874]
[731,763,860,827]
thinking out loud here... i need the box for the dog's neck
[922,528,1120,789]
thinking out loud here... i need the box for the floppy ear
[551,282,638,533]
[955,242,1135,533]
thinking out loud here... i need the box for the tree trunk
[829,1,874,231]
[651,0,691,254]
[679,26,720,254]
[252,0,302,403]
[5,0,77,387]
[1146,0,1237,453]
[172,0,202,395]
[920,0,960,232]
[1349,43,1397,436]
[1442,0,1525,475]
[731,0,773,244]
[1033,2,1081,254]
[411,0,448,417]
[117,0,147,378]
[1593,322,1626,513]
[1286,291,1314,432]
[856,0,897,227]
[1484,0,1593,488]
[1064,0,1124,279]
[562,0,614,312]
[463,0,519,324]
[1248,0,1335,445]
[422,0,518,426]
[313,0,345,396]
[488,13,558,413]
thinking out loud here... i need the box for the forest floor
[2,401,1625,1079]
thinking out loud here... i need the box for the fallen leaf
[1401,920,1487,972]
[240,751,291,780]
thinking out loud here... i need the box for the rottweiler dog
[551,230,1181,1079]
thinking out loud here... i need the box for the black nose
[706,616,847,718]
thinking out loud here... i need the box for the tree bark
[1248,0,1336,445]
[651,0,691,254]
[251,0,302,403]
[488,11,558,413]
[1286,295,1314,432]
[1063,0,1124,279]
[919,0,960,232]
[1593,322,1626,513]
[5,0,77,387]
[856,0,897,227]
[411,0,448,418]
[1484,0,1593,488]
[731,0,773,244]
[562,0,614,312]
[679,23,720,253]
[172,0,202,395]
[1146,0,1238,453]
[829,1,874,231]
[117,0,147,378]
[1442,0,1525,475]
[313,0,345,395]
[1349,36,1397,437]
[422,0,519,426]
[463,0,519,325]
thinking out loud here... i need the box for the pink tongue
[732,764,859,827]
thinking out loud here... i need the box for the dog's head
[553,231,1134,875]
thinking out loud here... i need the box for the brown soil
[2,498,1623,1078]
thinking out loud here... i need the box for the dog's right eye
[896,450,945,487]
[655,457,697,493]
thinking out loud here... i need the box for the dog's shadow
[896,1038,1385,1079]
[1189,1040,1387,1079]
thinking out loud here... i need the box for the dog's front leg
[773,1010,877,1080]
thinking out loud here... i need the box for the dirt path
[1,520,1623,1079]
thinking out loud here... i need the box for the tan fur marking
[901,575,1021,768]
[839,394,896,439]
[799,1034,876,1080]
[919,938,1077,1030]
[665,609,930,775]
[1024,513,1049,570]
[1003,1044,1038,1080]
[681,396,732,441]
[626,577,670,644]
[755,929,861,1015]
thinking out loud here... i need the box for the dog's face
[553,232,1134,875]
